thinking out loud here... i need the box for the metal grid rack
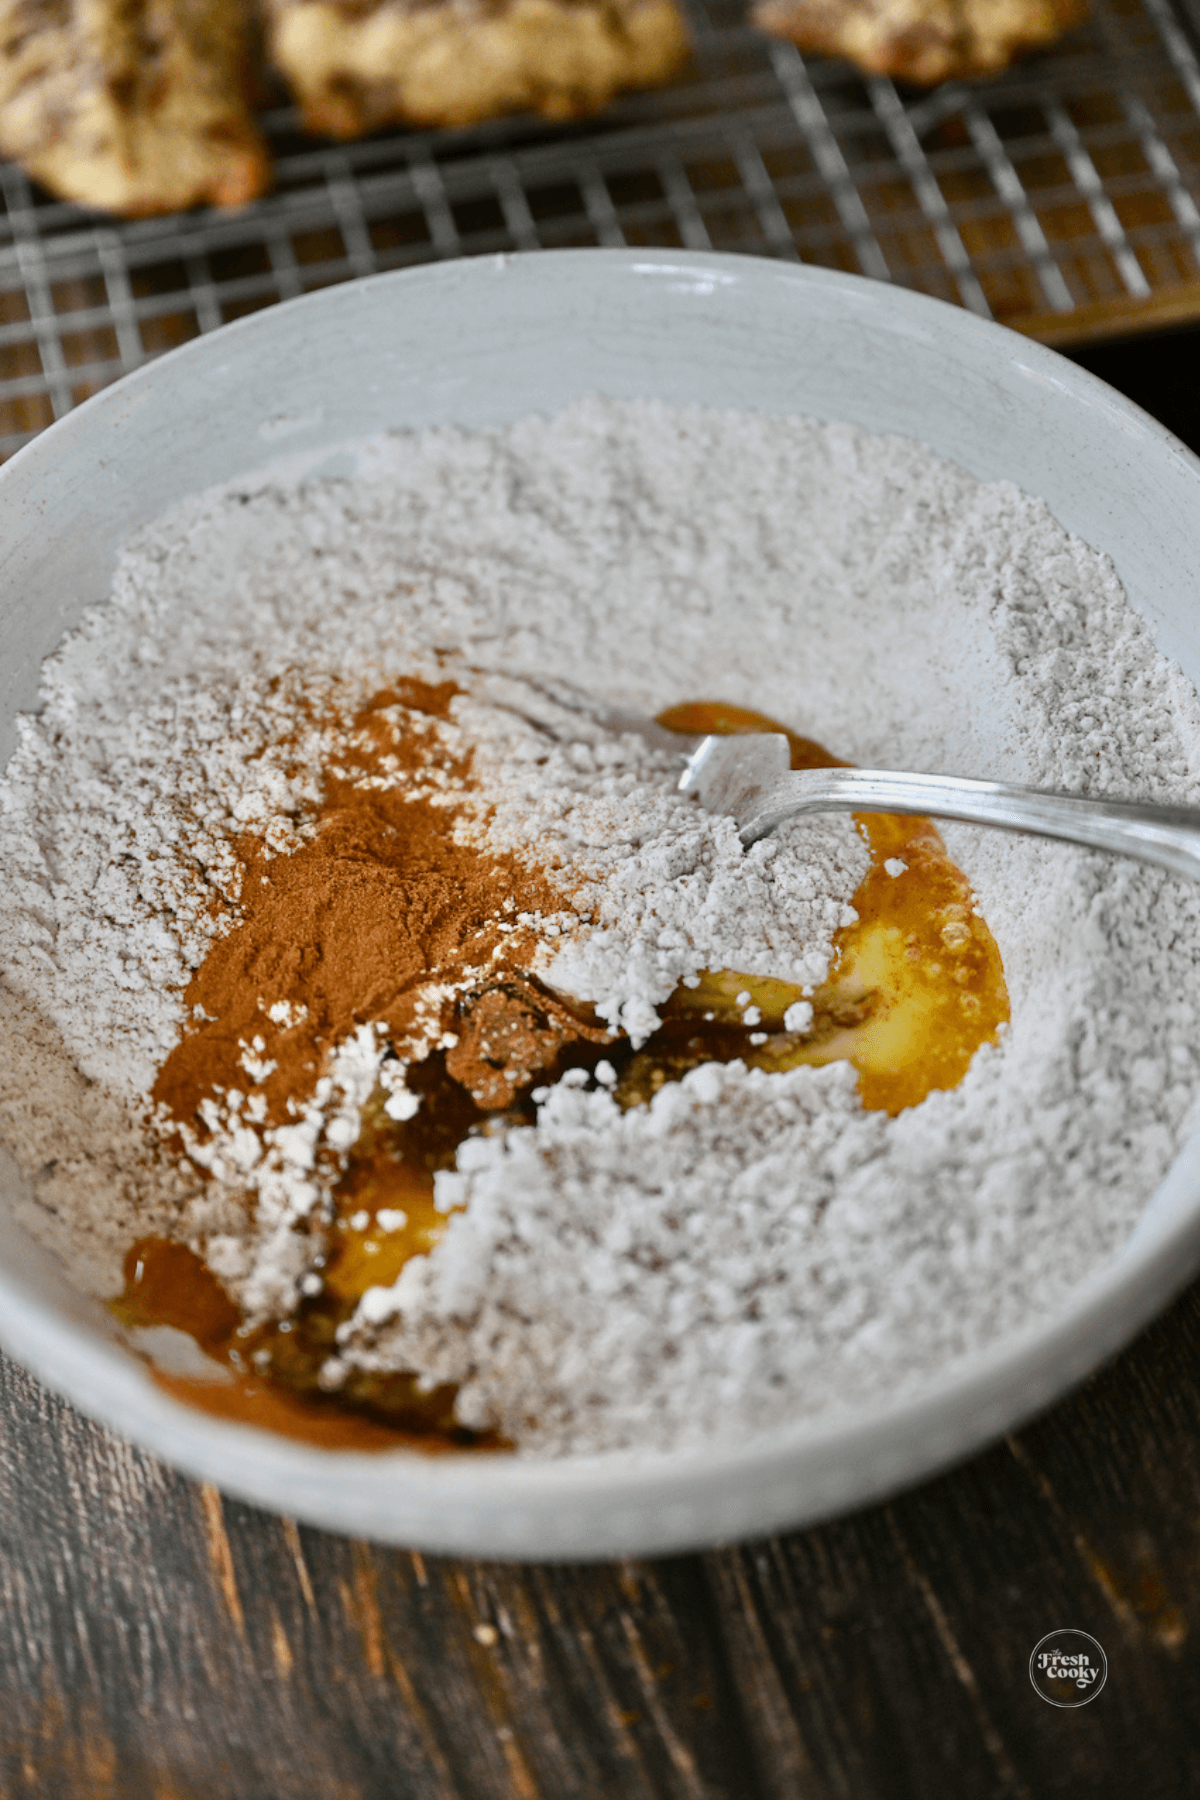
[2,0,1200,460]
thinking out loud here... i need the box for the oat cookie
[263,0,691,137]
[754,0,1086,85]
[0,0,269,215]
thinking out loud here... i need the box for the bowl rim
[2,245,1199,1557]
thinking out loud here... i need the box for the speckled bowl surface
[1,249,1199,1558]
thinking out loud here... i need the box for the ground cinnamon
[152,678,605,1133]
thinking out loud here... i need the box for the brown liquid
[113,1233,506,1452]
[114,701,1009,1448]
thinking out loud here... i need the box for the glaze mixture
[1,398,1199,1456]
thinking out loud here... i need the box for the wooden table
[3,1276,1200,1796]
[3,332,1200,1800]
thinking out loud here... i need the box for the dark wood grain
[3,1269,1200,1799]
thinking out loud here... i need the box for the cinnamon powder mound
[152,678,601,1133]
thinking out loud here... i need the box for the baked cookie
[753,0,1086,83]
[262,0,691,137]
[0,0,269,215]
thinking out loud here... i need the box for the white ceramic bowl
[2,250,1200,1559]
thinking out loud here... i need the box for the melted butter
[114,698,1008,1444]
[322,1152,446,1305]
[653,702,1010,1116]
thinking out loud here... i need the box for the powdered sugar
[0,663,355,1096]
[2,396,1200,1456]
[450,678,867,1043]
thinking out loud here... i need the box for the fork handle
[742,767,1200,882]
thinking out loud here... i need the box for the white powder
[450,676,867,1042]
[2,396,1200,1457]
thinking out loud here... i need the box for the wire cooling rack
[1,0,1199,459]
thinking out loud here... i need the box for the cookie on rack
[262,0,691,137]
[753,0,1086,83]
[0,0,269,215]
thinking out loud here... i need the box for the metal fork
[674,732,1200,883]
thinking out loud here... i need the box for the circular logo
[1029,1630,1107,1707]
